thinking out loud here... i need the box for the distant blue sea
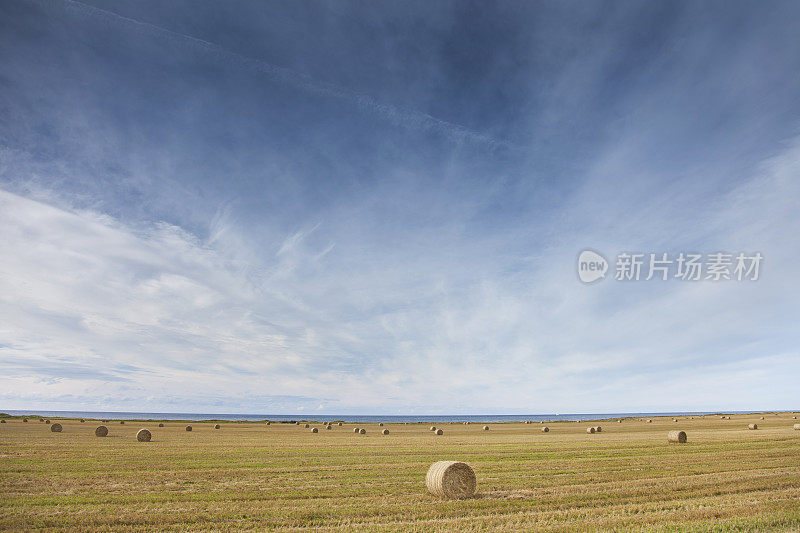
[1,409,778,423]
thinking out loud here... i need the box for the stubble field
[1,413,799,531]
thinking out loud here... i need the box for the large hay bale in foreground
[586,427,595,434]
[137,429,151,442]
[359,428,366,434]
[426,461,476,499]
[381,429,389,435]
[668,430,687,443]
[214,424,221,429]
[310,427,318,433]
[748,424,758,430]
[50,423,62,433]
[95,425,108,437]
[435,429,443,435]
[482,425,489,431]
[0,420,5,423]
[185,425,192,432]
[541,426,549,432]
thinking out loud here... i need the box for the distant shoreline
[2,409,795,424]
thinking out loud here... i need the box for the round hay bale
[325,425,332,430]
[379,423,384,426]
[673,418,678,422]
[381,429,389,435]
[425,461,476,499]
[45,420,51,424]
[50,423,62,433]
[120,421,125,425]
[668,430,687,443]
[0,420,5,423]
[359,428,366,434]
[760,416,765,420]
[185,425,192,432]
[214,424,221,429]
[647,419,652,423]
[95,425,108,437]
[158,423,164,427]
[337,422,342,426]
[586,427,595,434]
[305,423,310,428]
[266,421,271,425]
[311,427,318,433]
[80,419,85,423]
[721,416,726,419]
[618,420,622,423]
[794,424,800,430]
[483,425,489,431]
[23,419,28,423]
[748,423,758,430]
[435,429,443,435]
[595,426,602,433]
[525,420,530,424]
[430,426,437,431]
[137,429,151,442]
[464,421,470,425]
[793,416,797,419]
[353,427,360,433]
[541,426,549,432]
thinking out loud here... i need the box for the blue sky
[1,0,799,414]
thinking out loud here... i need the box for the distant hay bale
[586,427,595,434]
[381,429,389,435]
[464,421,470,425]
[595,426,602,433]
[137,429,151,442]
[525,421,530,424]
[46,420,51,424]
[379,423,384,426]
[647,419,652,423]
[185,425,192,432]
[748,424,758,430]
[353,427,360,433]
[266,421,270,425]
[311,427,318,433]
[618,420,622,423]
[50,423,62,433]
[120,421,125,425]
[673,418,678,422]
[425,461,476,499]
[23,419,28,423]
[435,429,443,435]
[720,416,726,419]
[793,416,797,419]
[483,426,489,431]
[305,424,310,428]
[214,424,221,429]
[80,419,85,423]
[359,428,366,434]
[430,426,437,431]
[325,425,332,430]
[541,427,549,432]
[95,425,108,437]
[337,422,342,426]
[158,423,164,427]
[668,430,687,443]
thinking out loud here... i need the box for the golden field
[1,413,799,531]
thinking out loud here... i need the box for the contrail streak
[33,0,516,151]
